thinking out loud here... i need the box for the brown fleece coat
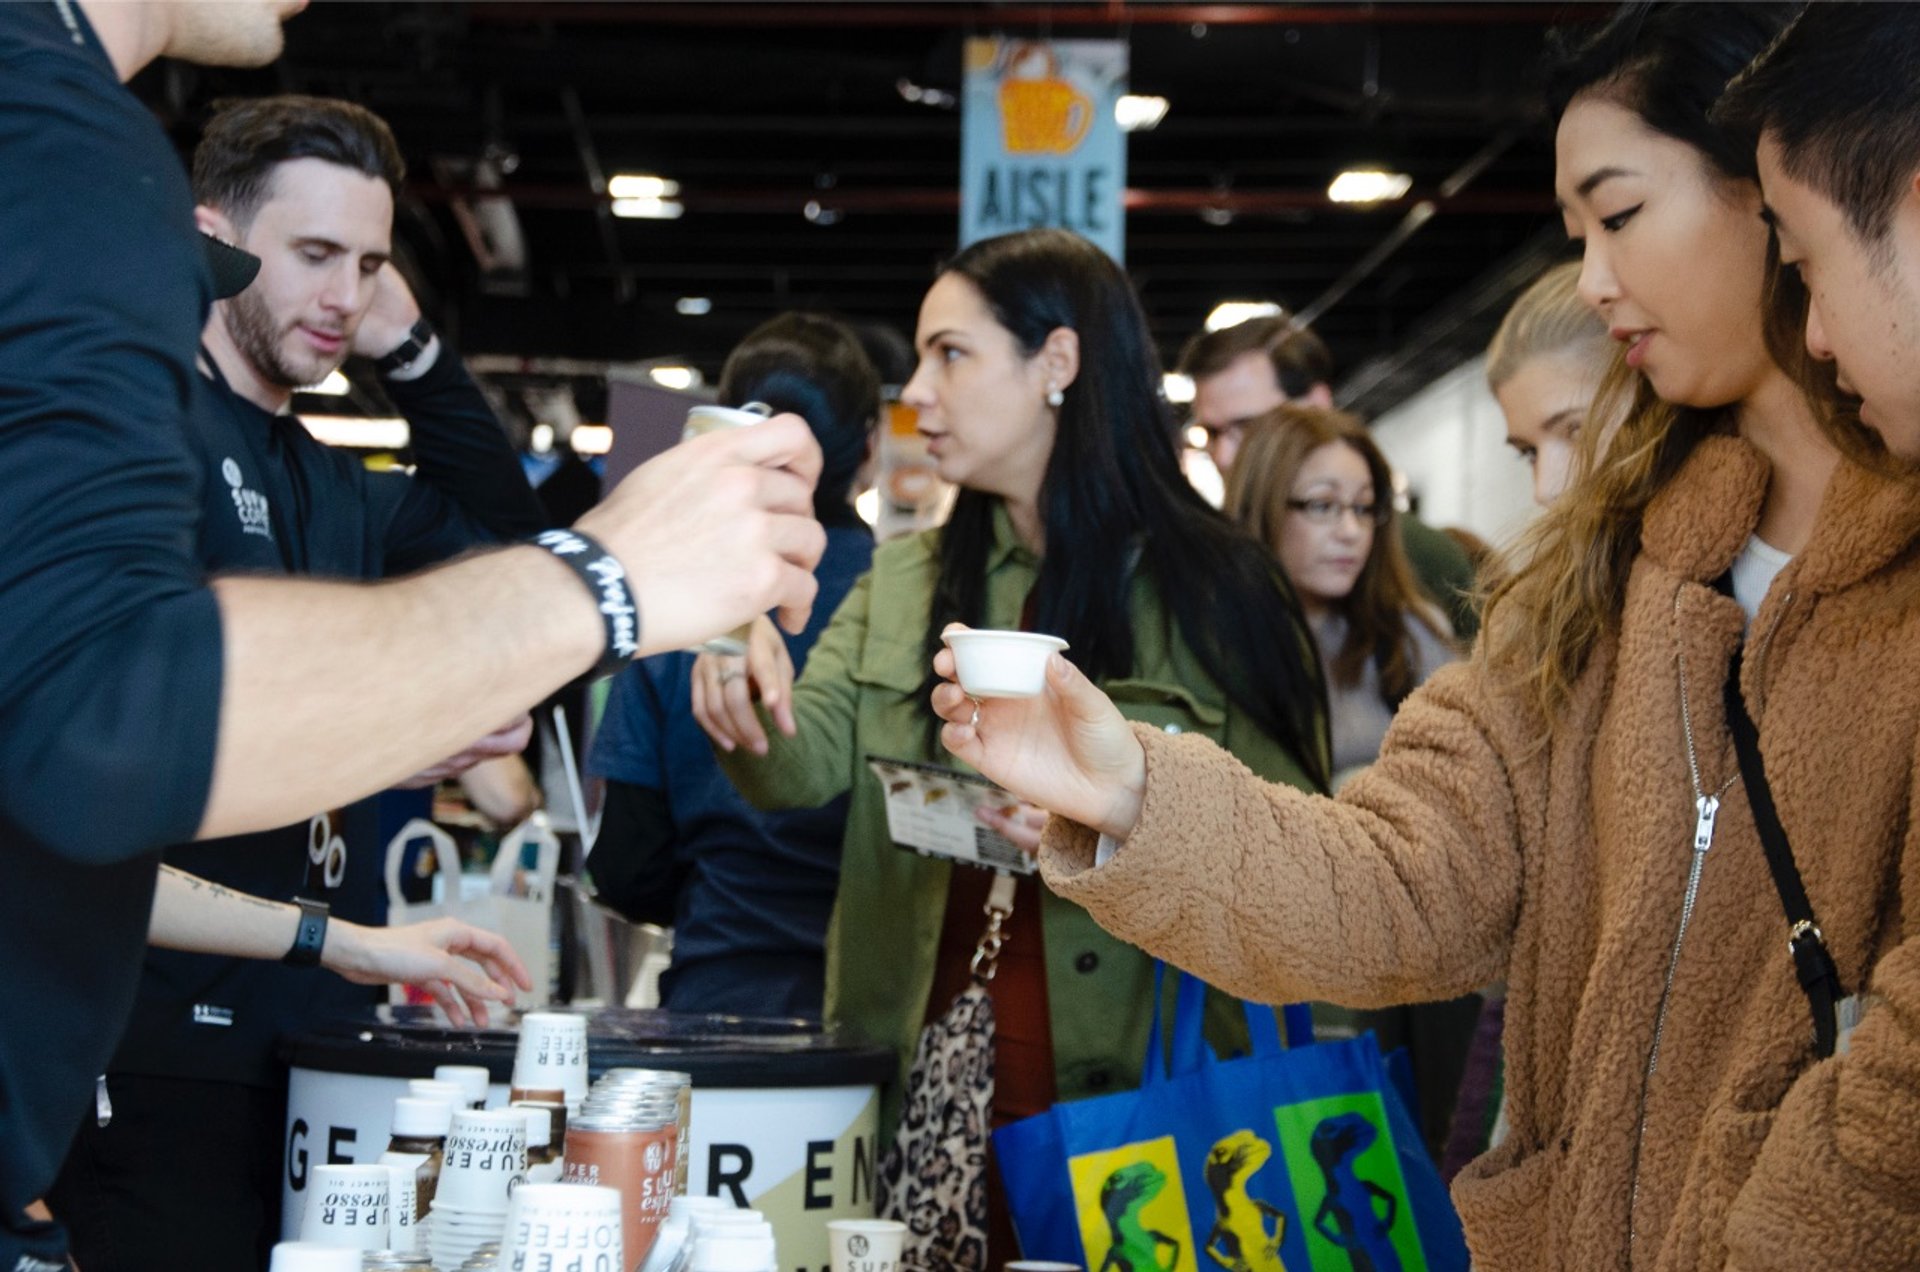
[1041,436,1920,1270]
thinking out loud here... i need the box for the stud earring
[1046,384,1064,408]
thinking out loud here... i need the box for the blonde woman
[1486,261,1615,507]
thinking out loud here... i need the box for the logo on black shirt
[223,455,273,539]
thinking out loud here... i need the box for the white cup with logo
[512,1011,590,1108]
[437,1108,530,1213]
[827,1218,907,1272]
[268,1242,363,1272]
[299,1163,392,1250]
[503,1182,624,1265]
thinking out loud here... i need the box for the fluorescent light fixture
[608,173,680,199]
[1205,300,1284,332]
[571,424,612,456]
[648,365,699,391]
[1328,169,1413,204]
[675,296,713,316]
[299,415,409,449]
[1115,95,1170,132]
[1162,373,1195,405]
[303,370,352,396]
[611,197,684,220]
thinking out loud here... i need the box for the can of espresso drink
[562,1107,678,1271]
[588,1070,692,1197]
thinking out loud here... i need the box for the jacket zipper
[1626,587,1793,1262]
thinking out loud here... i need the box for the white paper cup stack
[298,1163,392,1251]
[267,1242,362,1272]
[687,1209,777,1272]
[512,1011,590,1109]
[502,1182,624,1268]
[428,1108,529,1268]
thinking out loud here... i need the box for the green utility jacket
[718,503,1327,1132]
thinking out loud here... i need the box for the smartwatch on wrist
[374,317,436,378]
[283,897,331,967]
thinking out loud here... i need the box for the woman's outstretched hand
[932,624,1149,842]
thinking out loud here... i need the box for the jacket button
[1163,723,1182,734]
[1085,1068,1112,1092]
[1075,951,1099,974]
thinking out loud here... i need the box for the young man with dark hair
[0,5,822,1266]
[1177,315,1481,639]
[1717,2,1920,459]
[45,92,551,1271]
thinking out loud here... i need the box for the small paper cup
[827,1218,907,1271]
[512,1012,590,1106]
[434,1064,494,1108]
[299,1164,392,1250]
[268,1243,363,1272]
[503,1183,624,1264]
[942,630,1069,699]
[437,1109,530,1212]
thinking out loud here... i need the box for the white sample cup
[437,1109,530,1212]
[299,1164,392,1251]
[827,1218,907,1272]
[268,1242,363,1272]
[503,1182,625,1266]
[512,1011,590,1108]
[942,630,1070,699]
[434,1064,494,1108]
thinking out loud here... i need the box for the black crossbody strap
[1722,648,1844,1058]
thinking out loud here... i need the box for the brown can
[561,1111,678,1272]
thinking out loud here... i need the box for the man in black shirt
[0,4,824,1267]
[45,95,549,1271]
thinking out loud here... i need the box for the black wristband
[530,527,640,677]
[374,317,436,376]
[283,897,330,967]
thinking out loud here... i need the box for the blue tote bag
[995,967,1467,1271]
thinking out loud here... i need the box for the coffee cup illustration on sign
[998,42,1093,155]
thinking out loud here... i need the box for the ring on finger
[720,667,745,686]
[968,697,982,731]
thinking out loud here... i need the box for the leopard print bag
[875,872,1015,1271]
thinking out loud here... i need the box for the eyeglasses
[1285,497,1390,527]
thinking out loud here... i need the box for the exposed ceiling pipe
[404,181,1551,216]
[1293,123,1525,329]
[468,4,1603,28]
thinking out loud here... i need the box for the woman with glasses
[1224,405,1458,790]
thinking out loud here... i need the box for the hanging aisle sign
[961,37,1128,262]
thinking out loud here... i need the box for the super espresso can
[562,1109,678,1272]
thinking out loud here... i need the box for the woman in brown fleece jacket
[931,6,1920,1271]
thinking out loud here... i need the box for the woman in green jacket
[694,226,1329,1256]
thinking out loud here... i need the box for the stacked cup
[298,1163,392,1252]
[511,1012,590,1110]
[502,1183,624,1269]
[267,1242,362,1272]
[428,1108,529,1268]
[686,1209,778,1272]
[564,1076,682,1270]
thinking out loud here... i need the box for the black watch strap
[374,317,436,376]
[283,897,331,967]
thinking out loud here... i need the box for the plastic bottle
[379,1097,453,1219]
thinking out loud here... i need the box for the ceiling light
[303,369,352,396]
[1162,373,1195,405]
[570,424,612,456]
[611,197,683,220]
[1115,95,1170,132]
[1328,169,1413,204]
[675,296,712,317]
[1205,301,1284,332]
[299,415,409,449]
[648,365,699,391]
[803,200,842,227]
[608,173,680,199]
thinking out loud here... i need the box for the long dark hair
[1484,1,1850,729]
[1225,406,1454,709]
[718,311,879,520]
[916,228,1329,789]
